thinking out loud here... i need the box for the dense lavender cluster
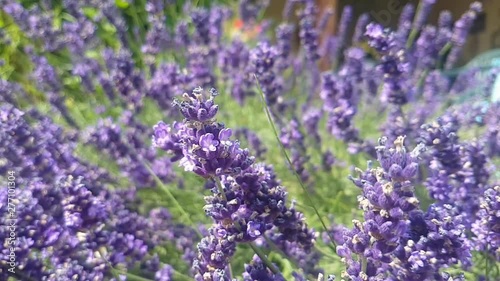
[0,103,190,280]
[154,88,318,280]
[1,0,499,280]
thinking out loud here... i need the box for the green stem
[139,158,203,238]
[254,74,337,252]
[439,42,453,57]
[314,244,338,260]
[248,242,280,275]
[228,262,234,280]
[360,255,367,274]
[406,0,424,49]
[437,42,453,69]
[214,177,228,201]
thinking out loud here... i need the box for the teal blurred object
[443,49,500,103]
[492,70,500,102]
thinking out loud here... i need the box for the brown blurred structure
[337,0,500,65]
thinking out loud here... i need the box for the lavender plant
[1,0,499,280]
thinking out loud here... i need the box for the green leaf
[115,0,130,9]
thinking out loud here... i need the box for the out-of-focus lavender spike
[318,8,334,32]
[99,0,130,48]
[239,0,270,24]
[334,6,354,58]
[30,54,78,128]
[282,0,295,21]
[449,68,480,96]
[243,255,286,281]
[303,107,323,145]
[414,26,440,71]
[72,58,101,93]
[208,6,227,50]
[142,15,171,65]
[276,23,295,71]
[4,2,64,52]
[485,106,500,158]
[218,38,254,105]
[352,13,370,44]
[438,10,453,30]
[471,185,500,260]
[397,3,415,40]
[321,150,336,172]
[281,118,312,185]
[0,80,27,105]
[366,23,410,106]
[412,0,436,31]
[234,128,267,159]
[103,49,146,111]
[445,2,482,69]
[147,63,189,114]
[62,17,97,54]
[85,115,174,188]
[257,19,273,42]
[298,1,320,61]
[399,3,415,28]
[175,20,190,49]
[191,8,211,46]
[187,46,215,89]
[251,42,282,109]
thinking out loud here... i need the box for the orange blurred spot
[234,19,244,30]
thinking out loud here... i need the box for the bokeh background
[264,0,499,65]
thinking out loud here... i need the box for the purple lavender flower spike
[155,264,174,281]
[219,39,253,105]
[243,255,286,281]
[340,136,425,280]
[333,5,354,62]
[171,87,255,178]
[445,2,482,69]
[31,54,78,128]
[239,0,270,24]
[352,13,370,44]
[175,20,190,48]
[318,8,334,31]
[153,121,185,162]
[234,128,267,159]
[191,8,211,45]
[251,42,282,108]
[176,87,219,124]
[193,224,236,280]
[471,185,500,261]
[366,23,410,106]
[438,10,453,29]
[391,204,472,280]
[276,23,295,71]
[147,63,189,113]
[298,1,320,61]
[397,3,415,40]
[187,46,215,89]
[412,0,436,31]
[282,0,295,21]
